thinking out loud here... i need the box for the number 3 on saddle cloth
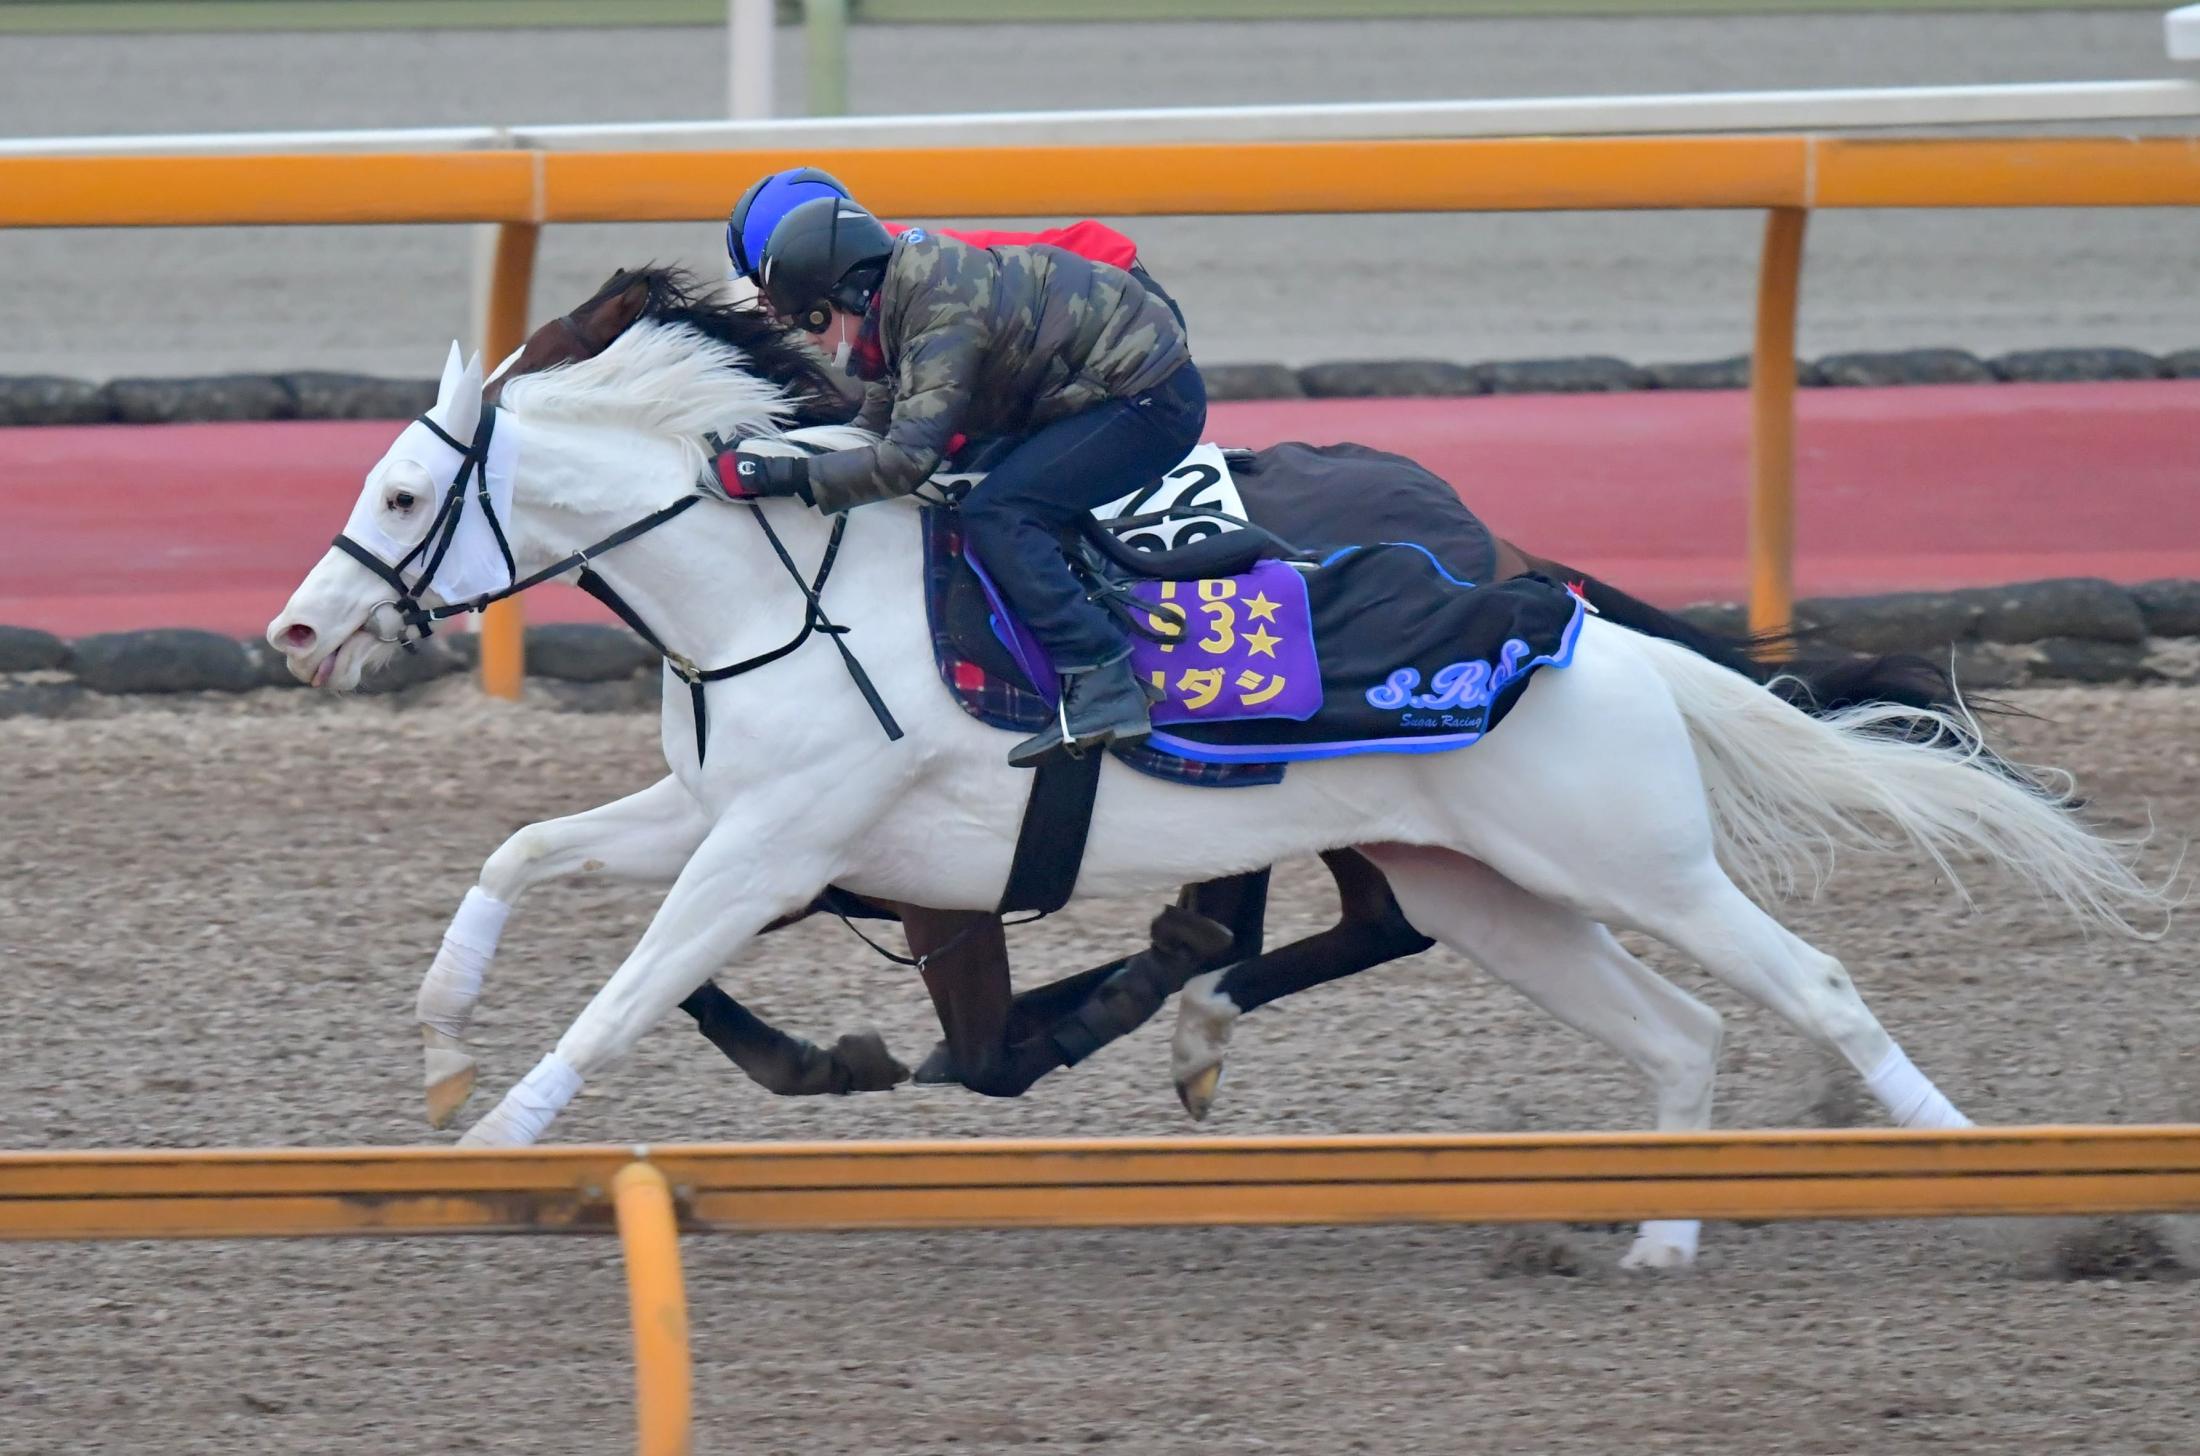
[920,443,1590,785]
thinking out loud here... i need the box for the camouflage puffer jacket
[805,229,1189,514]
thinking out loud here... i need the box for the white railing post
[729,0,775,120]
[8,84,2200,160]
[2171,5,2200,60]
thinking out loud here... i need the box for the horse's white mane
[498,317,878,459]
[757,423,882,455]
[488,315,886,526]
[498,319,785,441]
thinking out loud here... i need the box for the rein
[333,408,902,762]
[827,904,1043,972]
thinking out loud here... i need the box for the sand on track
[1,682,2194,1454]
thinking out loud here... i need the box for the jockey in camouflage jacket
[815,227,1188,513]
[713,189,1208,768]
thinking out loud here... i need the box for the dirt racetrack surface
[2,682,2195,1454]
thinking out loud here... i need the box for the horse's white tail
[1630,634,2175,937]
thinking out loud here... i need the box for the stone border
[1674,578,2200,691]
[0,371,439,426]
[3,577,2196,718]
[5,347,2198,423]
[1214,346,2200,400]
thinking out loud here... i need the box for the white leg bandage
[1630,1219,1701,1264]
[417,887,511,1037]
[460,1052,582,1148]
[1864,1044,1971,1130]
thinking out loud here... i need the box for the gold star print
[1244,624,1282,658]
[1244,591,1281,623]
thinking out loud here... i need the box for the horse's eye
[392,491,417,511]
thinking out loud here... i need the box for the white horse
[268,322,2166,1269]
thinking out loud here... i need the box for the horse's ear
[435,340,467,403]
[612,277,652,328]
[574,276,652,350]
[429,341,484,442]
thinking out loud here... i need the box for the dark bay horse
[486,266,1968,1111]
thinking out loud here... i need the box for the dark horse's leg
[1209,850,1434,1014]
[669,895,1045,1100]
[901,866,1276,1094]
[674,899,912,1095]
[959,902,1242,1097]
[1171,849,1436,1119]
[677,854,1429,1104]
[912,852,1435,1102]
[906,906,1012,1079]
[678,985,911,1094]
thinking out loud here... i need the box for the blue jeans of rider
[961,363,1208,672]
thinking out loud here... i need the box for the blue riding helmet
[727,167,851,284]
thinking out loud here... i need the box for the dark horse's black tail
[1559,566,2068,802]
[1564,569,1950,713]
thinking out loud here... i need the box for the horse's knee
[1649,996,1723,1123]
[1669,993,1725,1080]
[1790,953,1886,1066]
[479,825,554,901]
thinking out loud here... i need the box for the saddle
[923,438,1583,917]
[923,439,1583,769]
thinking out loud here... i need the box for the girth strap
[997,747,1103,917]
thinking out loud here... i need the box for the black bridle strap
[477,458,517,586]
[331,532,416,602]
[470,495,704,611]
[409,408,495,598]
[413,414,475,457]
[331,410,898,762]
[739,503,903,744]
[574,504,901,760]
[331,409,497,641]
[332,491,702,640]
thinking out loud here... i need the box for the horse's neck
[502,420,914,670]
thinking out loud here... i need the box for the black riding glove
[708,446,813,506]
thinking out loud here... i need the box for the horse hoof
[1176,1062,1225,1122]
[422,1032,476,1130]
[455,1119,503,1149]
[831,1030,912,1093]
[910,1041,959,1085]
[1170,971,1238,1121]
[1619,1220,1701,1270]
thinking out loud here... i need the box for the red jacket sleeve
[882,217,1140,271]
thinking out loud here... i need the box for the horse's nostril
[281,623,317,652]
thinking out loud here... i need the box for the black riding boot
[1008,653,1154,768]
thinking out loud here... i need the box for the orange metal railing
[5,1127,2198,1452]
[10,1127,2200,1239]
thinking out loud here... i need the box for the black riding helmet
[756,194,894,334]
